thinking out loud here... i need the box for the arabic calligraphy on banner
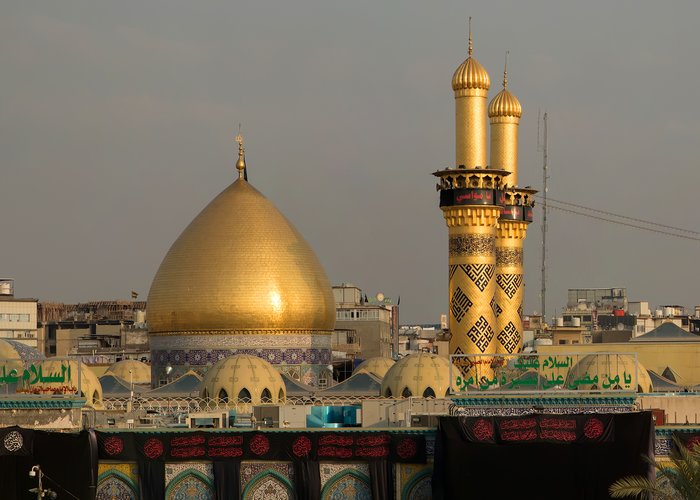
[0,358,79,396]
[449,353,639,394]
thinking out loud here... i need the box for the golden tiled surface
[495,222,528,354]
[148,179,335,333]
[455,95,488,169]
[445,211,499,359]
[489,118,520,185]
[452,37,490,170]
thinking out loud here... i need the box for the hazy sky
[2,1,699,324]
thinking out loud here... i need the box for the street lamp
[28,466,58,499]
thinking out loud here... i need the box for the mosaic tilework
[655,437,672,457]
[165,462,213,485]
[96,476,137,500]
[245,475,293,500]
[495,247,523,266]
[395,463,433,500]
[450,286,473,323]
[320,463,370,488]
[397,463,433,500]
[165,462,214,500]
[166,475,213,500]
[240,461,294,490]
[150,333,332,350]
[98,462,139,483]
[241,462,294,500]
[320,462,372,500]
[97,463,139,500]
[449,235,496,256]
[465,316,495,353]
[153,348,331,366]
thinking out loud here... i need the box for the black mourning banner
[0,426,33,456]
[95,430,426,464]
[434,412,655,500]
[459,414,614,445]
[0,430,96,500]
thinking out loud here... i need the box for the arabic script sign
[449,353,639,395]
[0,358,81,397]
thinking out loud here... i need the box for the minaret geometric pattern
[434,29,535,365]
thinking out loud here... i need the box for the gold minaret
[488,53,536,354]
[452,18,490,169]
[435,23,508,380]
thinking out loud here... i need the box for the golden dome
[565,354,653,393]
[106,360,151,385]
[489,59,521,118]
[451,28,490,92]
[489,88,522,118]
[452,57,490,92]
[147,177,336,334]
[381,353,459,398]
[200,354,286,404]
[353,357,395,379]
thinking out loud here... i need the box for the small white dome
[381,353,458,398]
[200,354,286,404]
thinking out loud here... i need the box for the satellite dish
[376,293,385,302]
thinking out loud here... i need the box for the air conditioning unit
[410,415,439,427]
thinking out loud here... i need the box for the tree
[609,435,700,499]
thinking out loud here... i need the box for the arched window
[278,388,285,401]
[422,387,435,398]
[385,388,393,397]
[218,388,228,403]
[401,387,412,398]
[237,388,251,402]
[261,388,272,403]
[92,390,99,405]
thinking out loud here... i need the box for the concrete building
[333,284,395,359]
[0,279,39,350]
[38,301,148,366]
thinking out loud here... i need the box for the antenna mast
[538,111,549,325]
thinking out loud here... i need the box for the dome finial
[468,16,473,57]
[503,50,509,89]
[235,124,246,180]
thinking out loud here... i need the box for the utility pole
[538,111,549,326]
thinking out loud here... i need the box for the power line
[545,203,700,242]
[534,194,700,236]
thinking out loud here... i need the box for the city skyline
[2,2,699,323]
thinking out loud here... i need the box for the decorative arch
[238,388,252,402]
[96,470,138,500]
[242,469,293,500]
[218,388,229,403]
[422,387,435,398]
[401,469,432,500]
[261,388,272,403]
[165,469,214,500]
[321,469,371,500]
[401,387,412,398]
